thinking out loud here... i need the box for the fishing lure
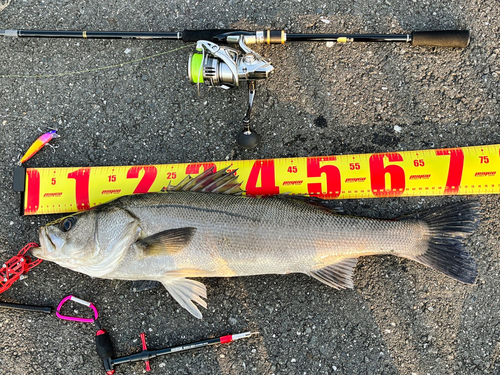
[20,129,59,164]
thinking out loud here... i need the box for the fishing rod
[0,28,470,148]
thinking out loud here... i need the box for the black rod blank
[286,33,409,43]
[0,30,181,39]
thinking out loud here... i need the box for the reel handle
[237,81,260,149]
[411,30,470,48]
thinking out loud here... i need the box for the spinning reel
[188,34,277,148]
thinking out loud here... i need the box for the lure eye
[60,217,76,232]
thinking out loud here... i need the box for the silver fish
[33,168,479,319]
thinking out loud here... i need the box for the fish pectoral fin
[309,258,358,290]
[162,278,207,319]
[136,227,197,256]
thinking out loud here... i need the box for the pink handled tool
[56,295,98,323]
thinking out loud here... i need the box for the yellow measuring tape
[20,144,500,215]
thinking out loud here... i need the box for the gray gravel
[0,0,499,374]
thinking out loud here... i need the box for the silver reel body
[188,37,274,88]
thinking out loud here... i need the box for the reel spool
[188,36,275,148]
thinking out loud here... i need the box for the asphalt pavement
[0,0,499,374]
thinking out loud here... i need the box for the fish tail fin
[401,201,480,284]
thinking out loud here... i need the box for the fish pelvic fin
[400,201,480,284]
[309,258,358,290]
[137,227,197,256]
[162,278,207,319]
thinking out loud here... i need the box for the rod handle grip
[411,30,470,48]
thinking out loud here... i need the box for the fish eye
[60,217,76,232]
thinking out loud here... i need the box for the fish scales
[113,192,427,277]
[33,168,479,319]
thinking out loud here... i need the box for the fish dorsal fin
[137,227,196,256]
[271,194,344,214]
[164,166,244,195]
[162,278,207,319]
[309,258,358,290]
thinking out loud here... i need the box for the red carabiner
[0,243,42,294]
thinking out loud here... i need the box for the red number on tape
[127,166,158,194]
[306,157,341,198]
[186,163,217,175]
[25,169,41,214]
[369,153,405,197]
[479,156,489,164]
[436,149,464,194]
[246,160,280,195]
[68,168,91,210]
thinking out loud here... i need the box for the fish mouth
[31,246,43,258]
[33,227,56,259]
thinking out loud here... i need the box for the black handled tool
[94,320,116,375]
[0,301,52,314]
[94,330,258,374]
[0,27,470,148]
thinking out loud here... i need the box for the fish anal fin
[137,227,196,256]
[162,278,207,319]
[309,258,358,290]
